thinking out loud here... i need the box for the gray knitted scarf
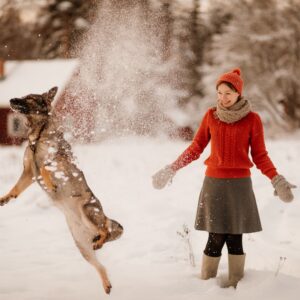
[214,97,251,124]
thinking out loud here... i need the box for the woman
[152,68,296,288]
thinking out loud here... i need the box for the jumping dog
[0,87,123,294]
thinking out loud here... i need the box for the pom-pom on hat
[216,68,244,95]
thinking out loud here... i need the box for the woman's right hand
[271,174,296,202]
[152,165,176,189]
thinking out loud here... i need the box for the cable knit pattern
[171,108,278,179]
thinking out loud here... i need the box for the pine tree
[0,0,99,59]
[190,0,204,98]
[0,1,34,59]
[167,0,208,128]
[35,0,99,58]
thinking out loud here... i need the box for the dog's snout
[10,98,29,114]
[10,98,22,105]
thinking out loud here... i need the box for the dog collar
[29,122,47,153]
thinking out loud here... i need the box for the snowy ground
[0,136,299,300]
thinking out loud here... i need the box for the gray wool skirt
[194,176,262,234]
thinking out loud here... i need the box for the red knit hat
[216,68,243,95]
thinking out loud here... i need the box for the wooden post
[0,59,4,80]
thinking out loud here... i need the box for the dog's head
[10,87,58,118]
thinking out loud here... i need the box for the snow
[0,136,299,300]
[57,1,73,12]
[0,59,78,107]
[74,17,90,30]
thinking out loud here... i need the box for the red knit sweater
[171,108,278,180]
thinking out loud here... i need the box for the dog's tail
[106,218,123,242]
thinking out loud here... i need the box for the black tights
[204,232,244,257]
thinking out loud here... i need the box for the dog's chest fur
[27,123,95,206]
[24,119,108,238]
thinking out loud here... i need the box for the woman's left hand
[271,175,297,202]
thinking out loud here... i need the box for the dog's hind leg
[76,242,112,294]
[93,259,112,294]
[80,199,123,250]
[66,218,112,294]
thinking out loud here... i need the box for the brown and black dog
[0,87,123,294]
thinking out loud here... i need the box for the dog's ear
[47,87,58,101]
[42,87,58,106]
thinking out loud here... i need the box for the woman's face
[217,83,239,108]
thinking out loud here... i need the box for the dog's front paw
[0,195,11,206]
